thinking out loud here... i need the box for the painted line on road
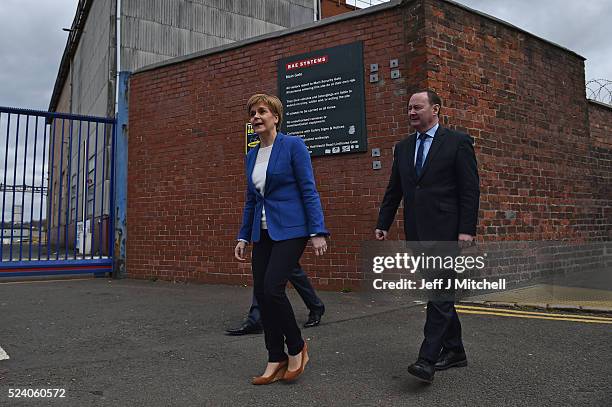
[0,346,9,361]
[456,309,612,324]
[457,305,612,321]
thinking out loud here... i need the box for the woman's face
[249,102,278,136]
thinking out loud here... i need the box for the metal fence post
[112,71,130,278]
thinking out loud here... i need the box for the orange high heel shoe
[283,342,309,382]
[251,360,288,385]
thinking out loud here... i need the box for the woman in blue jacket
[235,93,328,385]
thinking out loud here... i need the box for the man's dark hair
[414,90,442,116]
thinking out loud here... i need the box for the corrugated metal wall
[50,0,314,239]
[52,0,116,240]
[64,0,115,117]
[120,0,315,71]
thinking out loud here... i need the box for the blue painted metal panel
[0,258,112,269]
[0,270,110,277]
[112,71,129,278]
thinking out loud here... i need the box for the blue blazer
[238,133,329,242]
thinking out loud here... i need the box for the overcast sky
[0,0,610,222]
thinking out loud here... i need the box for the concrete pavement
[463,269,612,312]
[0,278,610,406]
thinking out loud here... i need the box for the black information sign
[278,42,366,157]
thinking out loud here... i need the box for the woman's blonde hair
[246,93,283,130]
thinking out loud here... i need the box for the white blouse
[252,145,273,229]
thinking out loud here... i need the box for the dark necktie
[415,133,429,177]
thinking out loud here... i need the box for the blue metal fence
[0,106,115,278]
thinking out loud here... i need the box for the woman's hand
[311,236,327,256]
[234,241,247,261]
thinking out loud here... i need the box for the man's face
[408,92,439,132]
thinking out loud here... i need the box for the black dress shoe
[435,351,467,371]
[303,311,323,328]
[225,321,263,336]
[407,360,435,383]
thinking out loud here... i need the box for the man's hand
[375,229,388,241]
[311,236,328,256]
[234,241,247,261]
[458,233,475,249]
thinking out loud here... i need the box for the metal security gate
[0,106,115,278]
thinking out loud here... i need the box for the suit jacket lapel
[406,133,418,180]
[264,133,284,196]
[417,126,447,181]
[246,144,262,197]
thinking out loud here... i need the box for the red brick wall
[587,100,612,239]
[128,3,419,289]
[425,0,609,241]
[589,101,612,151]
[127,0,611,289]
[321,0,358,18]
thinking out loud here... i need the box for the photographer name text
[372,278,506,290]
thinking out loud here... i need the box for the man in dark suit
[375,90,480,384]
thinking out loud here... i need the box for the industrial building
[45,0,350,255]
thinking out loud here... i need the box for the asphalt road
[0,279,610,406]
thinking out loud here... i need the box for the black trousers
[418,301,465,363]
[247,266,325,324]
[411,242,465,364]
[252,229,308,362]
